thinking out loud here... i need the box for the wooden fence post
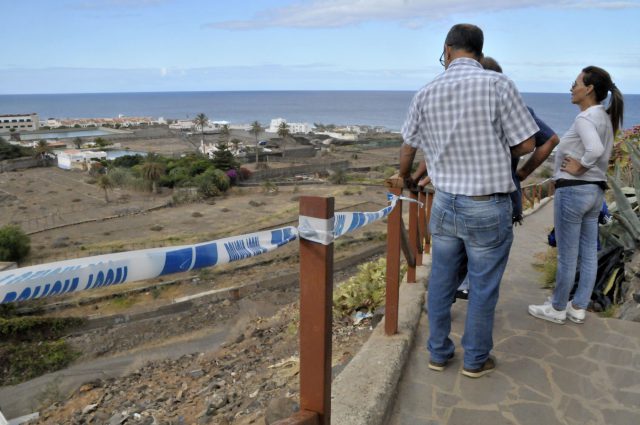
[417,191,426,266]
[297,196,333,425]
[424,188,434,254]
[384,180,402,336]
[407,190,419,283]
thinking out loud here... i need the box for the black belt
[555,179,607,191]
[470,193,508,201]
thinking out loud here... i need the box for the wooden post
[424,188,434,254]
[298,196,333,425]
[385,184,402,336]
[417,191,426,266]
[522,186,531,209]
[407,190,419,283]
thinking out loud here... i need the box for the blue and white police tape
[298,193,421,244]
[0,227,297,305]
[0,193,420,304]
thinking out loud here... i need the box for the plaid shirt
[402,58,538,195]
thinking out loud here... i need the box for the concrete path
[388,201,640,425]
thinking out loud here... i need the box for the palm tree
[34,140,51,166]
[193,113,209,143]
[73,137,83,149]
[219,124,230,144]
[96,174,113,203]
[277,121,291,158]
[141,156,166,194]
[249,121,263,163]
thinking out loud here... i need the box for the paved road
[389,201,640,425]
[0,327,228,420]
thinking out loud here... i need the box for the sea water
[1,91,638,136]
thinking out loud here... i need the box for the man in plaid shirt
[399,24,538,378]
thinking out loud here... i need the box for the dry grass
[532,248,557,289]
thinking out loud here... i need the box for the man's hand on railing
[403,175,419,192]
[417,175,431,189]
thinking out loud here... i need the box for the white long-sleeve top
[554,104,614,182]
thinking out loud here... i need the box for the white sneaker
[567,302,586,324]
[528,302,566,324]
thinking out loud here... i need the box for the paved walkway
[388,201,640,425]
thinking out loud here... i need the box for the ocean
[0,91,638,136]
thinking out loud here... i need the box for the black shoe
[461,356,495,378]
[455,289,469,300]
[428,352,454,372]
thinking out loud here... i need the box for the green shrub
[210,168,230,192]
[165,166,193,187]
[0,225,30,263]
[110,154,144,168]
[1,340,79,385]
[333,258,407,318]
[0,138,34,160]
[0,316,85,341]
[190,167,230,198]
[329,169,347,184]
[107,167,134,187]
[110,295,135,309]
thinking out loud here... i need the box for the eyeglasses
[439,50,445,67]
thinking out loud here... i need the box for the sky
[1,0,639,94]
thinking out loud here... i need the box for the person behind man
[481,57,560,223]
[399,24,538,378]
[447,56,560,298]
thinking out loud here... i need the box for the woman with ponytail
[529,66,624,325]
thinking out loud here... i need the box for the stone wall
[248,160,350,181]
[0,157,40,172]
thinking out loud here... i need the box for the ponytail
[607,84,624,135]
[582,66,624,135]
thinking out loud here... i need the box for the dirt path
[0,327,229,419]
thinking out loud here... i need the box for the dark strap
[555,179,607,191]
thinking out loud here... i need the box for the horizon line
[3,89,623,96]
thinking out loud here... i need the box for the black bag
[571,245,625,310]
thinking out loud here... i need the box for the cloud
[205,0,640,30]
[1,57,638,94]
[72,0,169,10]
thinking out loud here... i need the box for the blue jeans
[428,191,513,369]
[551,185,604,310]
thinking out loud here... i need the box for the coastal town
[1,112,393,171]
[2,105,640,425]
[0,109,412,424]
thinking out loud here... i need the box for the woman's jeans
[552,185,604,310]
[427,191,513,369]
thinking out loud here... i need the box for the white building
[169,119,195,130]
[171,119,229,134]
[57,149,107,170]
[0,113,39,133]
[40,118,62,128]
[267,118,312,134]
[315,131,358,141]
[199,140,246,159]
